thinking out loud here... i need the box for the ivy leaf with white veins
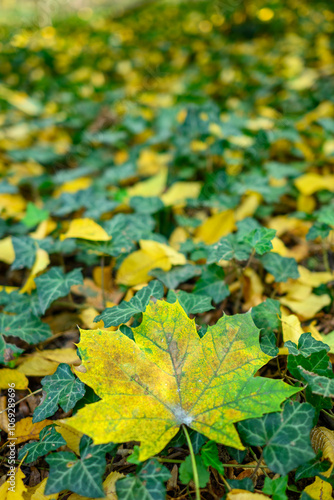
[260,253,300,283]
[167,289,214,314]
[0,311,51,343]
[243,227,277,255]
[193,264,230,303]
[45,437,112,498]
[207,234,251,264]
[95,280,164,327]
[65,299,299,461]
[35,267,83,314]
[297,368,334,398]
[11,236,36,270]
[33,363,85,422]
[18,425,66,463]
[237,401,315,475]
[149,264,202,289]
[116,459,170,500]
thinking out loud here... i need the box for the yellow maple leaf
[65,300,299,461]
[60,218,111,242]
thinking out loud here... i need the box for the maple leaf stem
[182,425,201,500]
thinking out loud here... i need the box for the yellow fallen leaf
[53,177,92,198]
[0,286,18,293]
[117,239,186,286]
[68,471,123,500]
[280,293,331,321]
[297,266,334,288]
[297,194,316,214]
[278,281,312,301]
[0,369,28,390]
[235,193,261,221]
[267,216,311,237]
[226,489,270,500]
[60,218,111,242]
[294,173,334,196]
[0,237,15,265]
[24,477,59,500]
[0,467,27,500]
[93,265,113,290]
[311,427,334,476]
[161,182,201,206]
[242,268,264,310]
[195,209,235,244]
[303,476,332,500]
[16,348,80,377]
[0,395,9,433]
[55,422,83,455]
[79,306,118,331]
[20,248,50,294]
[281,313,305,344]
[168,227,188,251]
[321,331,334,354]
[14,417,52,445]
[127,166,167,198]
[137,149,171,176]
[30,220,57,240]
[0,194,26,219]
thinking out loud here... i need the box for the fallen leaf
[0,237,15,265]
[65,300,299,461]
[60,218,111,242]
[20,248,50,294]
[161,182,201,206]
[16,349,80,377]
[23,477,59,500]
[226,490,269,500]
[195,210,235,244]
[0,369,28,390]
[295,173,334,195]
[117,240,186,286]
[303,476,333,500]
[0,467,27,500]
[68,471,123,500]
[13,417,52,444]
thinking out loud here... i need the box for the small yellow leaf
[55,422,83,455]
[53,177,92,198]
[0,369,28,390]
[117,239,186,286]
[30,220,57,240]
[14,417,52,445]
[0,467,27,500]
[68,471,123,500]
[20,248,50,294]
[0,237,15,265]
[281,313,305,344]
[24,478,59,500]
[127,166,167,198]
[60,218,111,242]
[303,476,333,500]
[226,490,269,500]
[311,427,334,469]
[280,294,331,321]
[195,209,235,244]
[16,348,80,377]
[297,266,334,288]
[294,173,334,196]
[235,193,261,221]
[137,149,171,176]
[0,194,26,220]
[161,182,201,206]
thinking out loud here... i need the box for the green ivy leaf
[243,227,276,255]
[149,264,201,289]
[129,196,164,214]
[95,281,164,327]
[201,440,224,475]
[179,455,210,488]
[116,459,170,500]
[251,299,281,356]
[193,264,230,303]
[22,202,49,228]
[18,425,66,463]
[238,401,315,475]
[295,452,331,480]
[260,253,300,282]
[0,311,51,343]
[33,363,85,422]
[207,234,251,264]
[35,267,83,314]
[263,475,288,500]
[167,289,214,314]
[285,332,330,357]
[11,236,36,270]
[298,368,334,398]
[45,437,112,498]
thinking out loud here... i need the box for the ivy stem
[0,388,42,415]
[182,425,201,500]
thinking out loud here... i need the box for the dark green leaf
[36,267,83,314]
[18,425,66,463]
[179,455,210,488]
[260,253,300,282]
[33,364,85,422]
[167,289,214,314]
[193,264,230,303]
[116,459,170,500]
